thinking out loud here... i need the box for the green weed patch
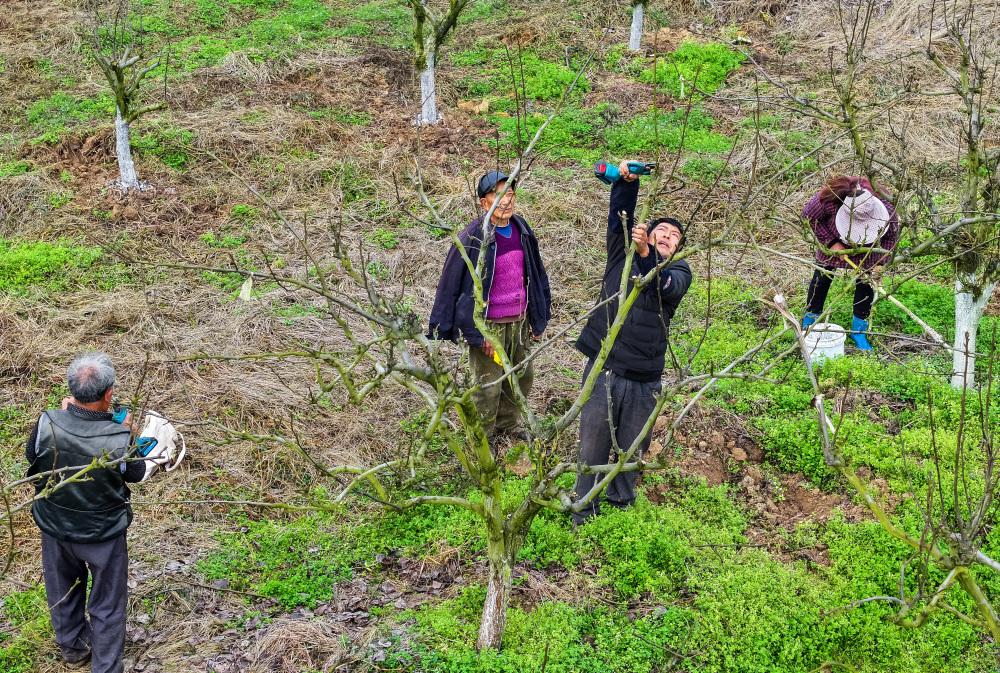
[131,126,197,169]
[25,92,116,133]
[489,106,602,163]
[400,594,697,672]
[458,49,589,108]
[519,53,589,101]
[457,0,514,24]
[198,504,483,607]
[640,41,745,98]
[0,239,128,295]
[604,106,734,155]
[389,490,988,672]
[0,161,33,177]
[340,0,409,46]
[0,586,52,673]
[141,0,334,69]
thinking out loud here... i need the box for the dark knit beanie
[648,217,684,238]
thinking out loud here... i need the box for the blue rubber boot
[851,315,872,350]
[802,312,820,329]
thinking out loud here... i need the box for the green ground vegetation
[188,259,999,671]
[0,587,52,673]
[0,239,130,296]
[4,0,997,670]
[198,475,992,672]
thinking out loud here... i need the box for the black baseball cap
[477,171,516,199]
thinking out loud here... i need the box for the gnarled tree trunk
[629,3,644,51]
[952,273,997,389]
[475,497,538,651]
[114,109,140,190]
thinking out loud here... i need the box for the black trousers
[806,266,875,320]
[40,531,128,673]
[573,359,660,525]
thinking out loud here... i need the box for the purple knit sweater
[487,225,527,320]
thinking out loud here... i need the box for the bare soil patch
[643,402,878,566]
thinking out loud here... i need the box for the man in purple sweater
[428,171,552,439]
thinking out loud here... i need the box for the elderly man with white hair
[25,352,144,672]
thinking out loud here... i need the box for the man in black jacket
[428,171,552,437]
[26,352,143,673]
[573,161,692,525]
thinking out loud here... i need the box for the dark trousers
[573,359,660,525]
[806,265,875,320]
[41,531,128,673]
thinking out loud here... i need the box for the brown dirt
[643,402,878,566]
[985,284,1000,317]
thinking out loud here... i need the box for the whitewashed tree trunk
[418,41,441,126]
[629,3,644,51]
[951,273,997,389]
[114,109,140,190]
[476,549,512,650]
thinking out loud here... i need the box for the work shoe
[63,649,92,668]
[802,312,820,329]
[851,315,872,350]
[495,427,530,443]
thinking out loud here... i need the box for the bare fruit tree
[741,0,1000,387]
[772,294,1000,640]
[163,57,790,648]
[86,0,168,190]
[178,178,785,650]
[407,0,471,125]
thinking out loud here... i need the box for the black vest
[28,409,133,543]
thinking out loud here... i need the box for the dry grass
[249,620,351,672]
[790,0,1000,52]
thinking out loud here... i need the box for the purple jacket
[427,215,551,347]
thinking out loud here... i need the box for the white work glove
[135,412,186,482]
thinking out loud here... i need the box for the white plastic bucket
[804,322,846,362]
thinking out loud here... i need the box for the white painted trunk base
[476,560,511,650]
[629,4,644,51]
[115,110,141,191]
[417,48,442,126]
[952,277,996,389]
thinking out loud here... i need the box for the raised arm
[607,167,641,249]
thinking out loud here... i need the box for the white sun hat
[835,189,891,246]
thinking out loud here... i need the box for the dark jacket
[428,214,552,347]
[27,406,134,543]
[576,179,693,382]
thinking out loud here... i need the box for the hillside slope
[2,0,999,671]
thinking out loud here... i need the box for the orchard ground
[2,0,999,671]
